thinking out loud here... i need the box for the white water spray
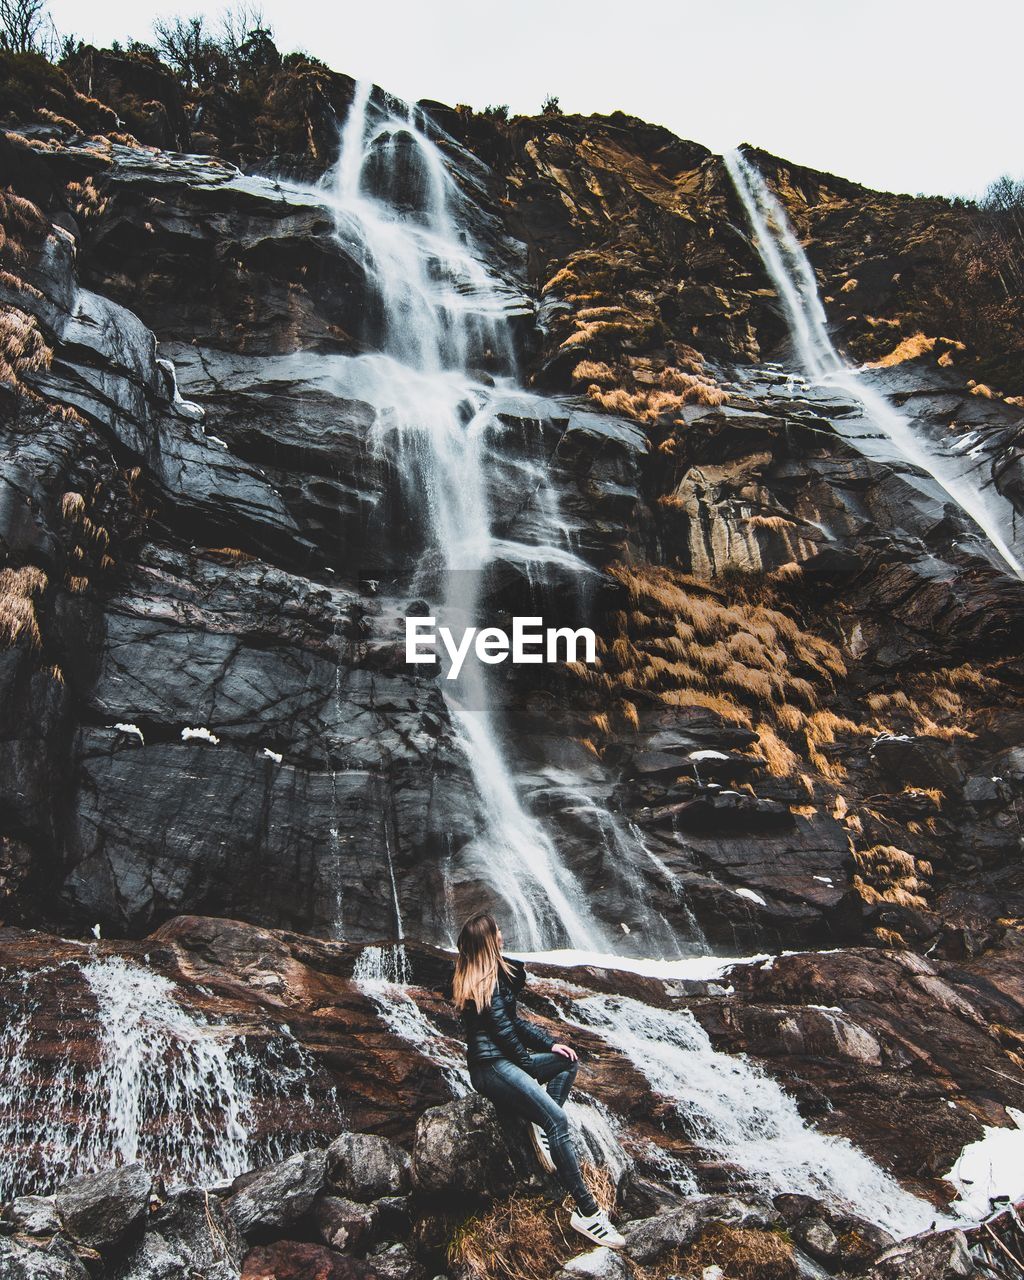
[724,149,1023,578]
[323,84,607,949]
[353,945,470,1095]
[0,957,335,1198]
[560,989,942,1238]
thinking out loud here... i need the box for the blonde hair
[453,913,513,1012]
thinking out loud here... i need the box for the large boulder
[327,1133,411,1201]
[225,1149,328,1236]
[366,1243,427,1280]
[774,1193,895,1271]
[862,1229,980,1279]
[623,1194,778,1264]
[6,1195,62,1237]
[109,1187,244,1280]
[53,1163,152,1253]
[0,1236,90,1280]
[411,1096,516,1201]
[315,1196,378,1254]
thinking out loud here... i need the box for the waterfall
[559,989,942,1238]
[0,956,336,1198]
[353,945,470,1095]
[322,84,608,951]
[724,149,1023,579]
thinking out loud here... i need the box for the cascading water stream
[322,83,610,951]
[556,988,943,1238]
[724,148,1023,579]
[0,956,337,1198]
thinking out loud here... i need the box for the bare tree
[219,3,268,58]
[153,12,221,86]
[0,0,48,53]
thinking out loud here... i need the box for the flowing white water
[0,957,335,1197]
[323,84,608,950]
[724,148,1023,579]
[558,989,943,1238]
[353,945,469,1095]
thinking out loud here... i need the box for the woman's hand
[552,1042,578,1062]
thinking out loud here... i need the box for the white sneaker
[569,1208,626,1249]
[530,1121,557,1174]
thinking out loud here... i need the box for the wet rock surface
[0,1110,1012,1280]
[1,94,1023,958]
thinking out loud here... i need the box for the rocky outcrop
[3,1117,1019,1280]
[2,101,1023,954]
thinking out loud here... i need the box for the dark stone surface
[411,1096,516,1202]
[326,1134,411,1202]
[226,1150,328,1237]
[53,1163,152,1253]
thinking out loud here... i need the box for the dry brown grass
[66,178,110,226]
[203,546,256,563]
[852,843,930,911]
[0,189,49,265]
[449,1165,616,1280]
[585,366,727,420]
[0,306,52,395]
[873,926,909,949]
[0,565,47,648]
[755,723,800,778]
[865,666,996,742]
[571,359,616,385]
[868,333,938,367]
[575,563,852,776]
[675,1224,797,1280]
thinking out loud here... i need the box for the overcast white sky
[49,0,1022,198]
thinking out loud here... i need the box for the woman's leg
[470,1059,598,1216]
[527,1050,578,1107]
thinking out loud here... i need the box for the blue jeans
[469,1052,598,1215]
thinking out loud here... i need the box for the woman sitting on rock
[453,911,626,1249]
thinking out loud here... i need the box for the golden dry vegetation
[0,304,51,397]
[449,1164,615,1280]
[570,562,854,785]
[0,565,48,648]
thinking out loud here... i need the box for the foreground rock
[4,1135,1023,1280]
[863,1229,979,1278]
[622,1194,779,1263]
[327,1133,411,1202]
[226,1150,328,1236]
[54,1163,152,1253]
[412,1096,517,1202]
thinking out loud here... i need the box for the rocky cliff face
[2,47,1024,1278]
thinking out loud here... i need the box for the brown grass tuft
[449,1166,615,1280]
[569,562,854,778]
[679,1224,797,1280]
[755,723,800,777]
[0,565,48,648]
[0,305,52,396]
[852,843,929,910]
[571,359,615,385]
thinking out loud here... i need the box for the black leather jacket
[461,958,555,1073]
